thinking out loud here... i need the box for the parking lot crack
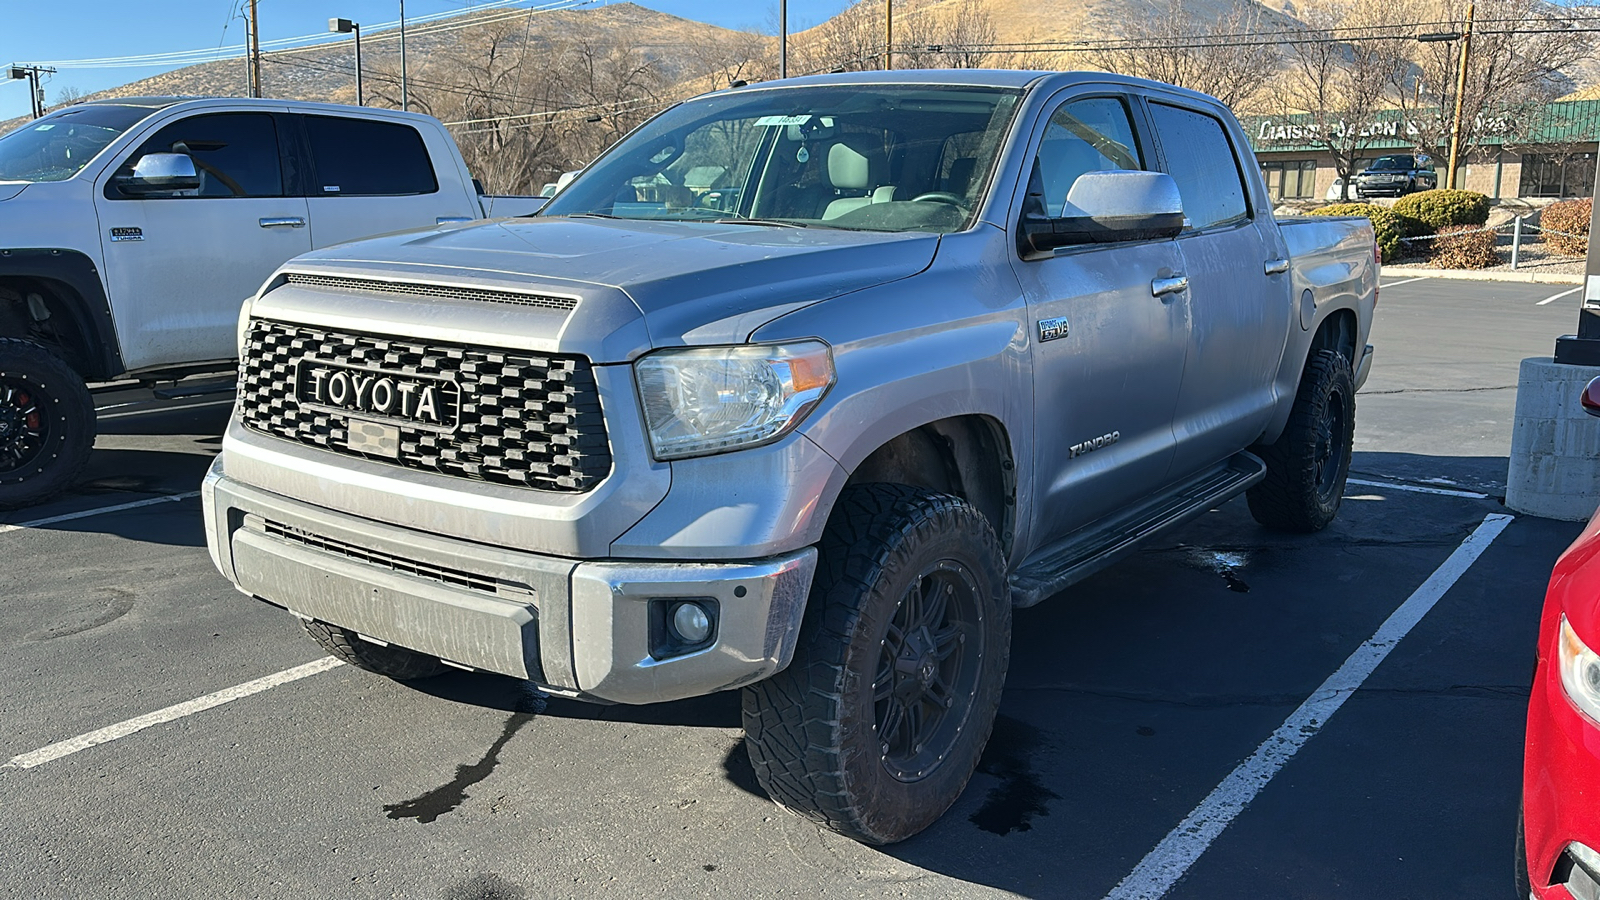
[1360,385,1517,395]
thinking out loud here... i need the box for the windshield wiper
[712,217,810,229]
[567,212,623,219]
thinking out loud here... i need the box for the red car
[1521,378,1600,899]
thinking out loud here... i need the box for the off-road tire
[0,338,95,510]
[1247,349,1355,533]
[302,619,447,681]
[741,483,1011,845]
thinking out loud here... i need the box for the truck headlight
[634,342,834,460]
[1559,615,1600,727]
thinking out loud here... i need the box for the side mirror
[1020,170,1185,258]
[1582,376,1600,418]
[116,152,202,195]
[553,170,581,194]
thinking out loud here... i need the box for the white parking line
[1537,287,1583,306]
[1380,276,1432,288]
[2,658,343,771]
[0,491,202,536]
[98,398,235,420]
[1102,512,1514,900]
[1345,477,1488,499]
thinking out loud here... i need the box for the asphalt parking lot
[0,276,1588,900]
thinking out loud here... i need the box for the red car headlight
[1559,615,1600,727]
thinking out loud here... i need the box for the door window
[1026,96,1142,217]
[303,115,437,196]
[111,112,284,199]
[1148,102,1250,229]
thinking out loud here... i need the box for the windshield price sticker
[756,115,812,127]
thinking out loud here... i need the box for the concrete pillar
[1507,357,1600,520]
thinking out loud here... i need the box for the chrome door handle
[259,217,305,228]
[1264,258,1290,275]
[1152,275,1189,297]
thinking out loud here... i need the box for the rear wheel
[1247,349,1354,533]
[741,484,1011,844]
[0,338,95,510]
[302,619,446,681]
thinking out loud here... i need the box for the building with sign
[1240,100,1600,203]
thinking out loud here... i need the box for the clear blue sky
[0,0,848,120]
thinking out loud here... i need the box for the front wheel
[0,338,95,510]
[741,484,1011,844]
[1247,349,1355,533]
[302,619,446,681]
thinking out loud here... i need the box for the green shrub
[1392,189,1491,228]
[1311,202,1403,262]
[1541,198,1591,256]
[1431,224,1499,269]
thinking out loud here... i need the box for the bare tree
[1391,0,1594,168]
[1275,0,1412,199]
[1089,0,1283,111]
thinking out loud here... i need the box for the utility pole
[248,0,262,98]
[1445,0,1475,190]
[400,0,409,111]
[7,65,55,118]
[884,0,893,70]
[779,0,787,79]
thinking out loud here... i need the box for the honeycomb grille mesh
[282,273,577,310]
[238,319,612,492]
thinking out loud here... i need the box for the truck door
[95,110,311,372]
[297,114,475,248]
[1146,100,1293,479]
[1009,95,1190,545]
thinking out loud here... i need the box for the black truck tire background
[302,620,447,681]
[1247,349,1355,533]
[0,338,96,510]
[741,483,1011,845]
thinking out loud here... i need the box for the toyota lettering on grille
[293,360,461,431]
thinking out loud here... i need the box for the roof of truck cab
[714,69,1228,106]
[78,95,444,125]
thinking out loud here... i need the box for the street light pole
[399,0,409,112]
[248,0,262,98]
[1445,0,1475,189]
[329,19,363,106]
[779,0,787,79]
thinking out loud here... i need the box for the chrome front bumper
[202,459,817,704]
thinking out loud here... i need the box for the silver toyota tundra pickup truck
[201,70,1377,843]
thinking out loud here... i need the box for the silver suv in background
[201,70,1378,843]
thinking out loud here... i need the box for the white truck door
[1146,100,1293,480]
[1010,95,1190,544]
[95,111,310,373]
[298,114,479,248]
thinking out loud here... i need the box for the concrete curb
[1380,267,1583,285]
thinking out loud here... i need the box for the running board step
[1009,452,1267,608]
[152,379,236,400]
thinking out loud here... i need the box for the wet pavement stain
[443,873,526,900]
[384,703,542,824]
[969,715,1058,836]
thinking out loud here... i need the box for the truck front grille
[237,319,612,492]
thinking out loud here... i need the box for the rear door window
[303,115,437,196]
[1147,102,1250,230]
[113,112,284,198]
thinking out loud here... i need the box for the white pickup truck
[0,97,543,507]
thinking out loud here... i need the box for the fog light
[671,601,712,644]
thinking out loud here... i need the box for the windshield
[0,105,153,183]
[541,85,1023,234]
[1371,156,1416,170]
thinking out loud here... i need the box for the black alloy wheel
[875,559,986,782]
[0,339,95,510]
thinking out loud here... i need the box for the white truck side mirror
[118,152,202,195]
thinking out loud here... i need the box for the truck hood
[0,182,28,203]
[270,217,939,362]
